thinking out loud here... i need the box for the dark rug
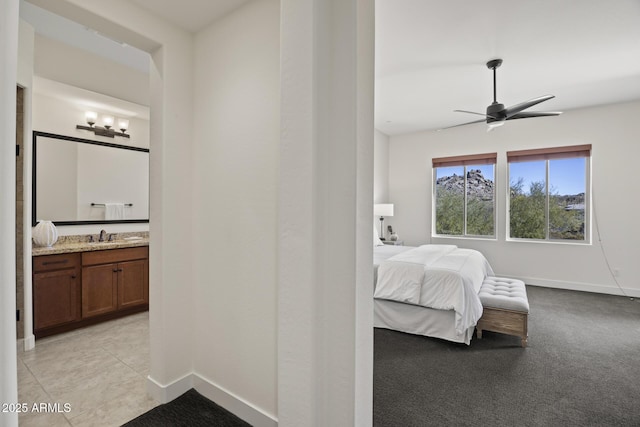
[373,286,640,427]
[123,389,251,427]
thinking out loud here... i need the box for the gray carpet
[373,286,640,426]
[123,389,250,427]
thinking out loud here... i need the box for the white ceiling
[123,0,640,135]
[22,0,640,136]
[129,0,251,33]
[376,0,640,135]
[20,0,150,73]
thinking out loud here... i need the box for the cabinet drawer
[33,253,81,272]
[82,246,148,266]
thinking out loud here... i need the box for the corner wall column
[278,0,375,425]
[0,1,20,426]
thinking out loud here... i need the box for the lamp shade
[85,111,98,125]
[374,203,394,217]
[102,115,114,128]
[118,118,129,132]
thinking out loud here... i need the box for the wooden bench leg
[476,308,528,347]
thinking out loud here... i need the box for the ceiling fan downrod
[487,58,502,104]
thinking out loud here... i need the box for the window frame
[506,144,591,244]
[432,152,497,239]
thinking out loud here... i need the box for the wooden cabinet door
[33,268,79,330]
[117,259,149,309]
[82,264,118,318]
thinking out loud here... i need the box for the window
[432,153,496,237]
[507,145,591,242]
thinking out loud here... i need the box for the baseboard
[146,373,193,404]
[23,334,35,351]
[192,373,277,427]
[505,275,640,298]
[146,372,277,427]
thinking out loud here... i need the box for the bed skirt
[373,299,475,345]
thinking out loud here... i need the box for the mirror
[32,131,150,226]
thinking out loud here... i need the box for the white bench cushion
[479,276,529,313]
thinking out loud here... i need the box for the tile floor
[17,312,159,426]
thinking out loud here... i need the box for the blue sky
[436,158,586,196]
[510,158,586,195]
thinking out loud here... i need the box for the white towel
[105,203,126,220]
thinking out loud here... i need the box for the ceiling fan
[442,59,562,131]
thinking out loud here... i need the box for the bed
[373,241,494,345]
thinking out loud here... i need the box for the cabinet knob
[113,269,119,272]
[71,275,76,279]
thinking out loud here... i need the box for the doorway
[15,4,154,424]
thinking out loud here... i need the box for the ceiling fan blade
[454,109,485,116]
[507,111,563,120]
[438,118,486,131]
[505,95,555,118]
[454,110,498,120]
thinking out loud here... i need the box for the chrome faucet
[99,229,107,242]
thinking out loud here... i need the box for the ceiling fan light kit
[442,58,562,131]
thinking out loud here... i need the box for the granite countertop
[32,232,149,256]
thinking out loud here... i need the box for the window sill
[431,235,497,242]
[506,238,591,246]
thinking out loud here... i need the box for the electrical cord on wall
[592,191,635,302]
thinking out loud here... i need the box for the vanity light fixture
[76,111,131,138]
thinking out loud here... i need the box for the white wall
[191,0,280,421]
[34,34,150,107]
[0,1,19,425]
[28,25,151,238]
[374,129,389,203]
[388,100,640,296]
[32,90,150,230]
[32,89,149,150]
[278,0,375,425]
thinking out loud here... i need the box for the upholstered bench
[476,277,529,347]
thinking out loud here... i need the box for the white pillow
[374,223,384,247]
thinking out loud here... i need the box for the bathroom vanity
[32,235,149,338]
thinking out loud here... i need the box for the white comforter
[374,245,494,334]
